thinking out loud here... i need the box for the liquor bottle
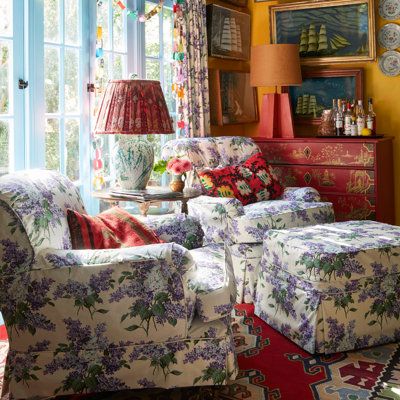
[356,100,365,135]
[344,102,352,136]
[335,99,344,136]
[367,98,377,135]
[350,104,358,136]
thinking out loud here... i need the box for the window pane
[0,120,9,175]
[65,48,79,114]
[44,47,60,113]
[0,1,12,36]
[145,2,160,57]
[113,54,125,79]
[97,0,110,50]
[65,0,79,45]
[145,59,160,80]
[65,119,79,181]
[112,1,125,52]
[45,118,60,171]
[0,41,11,114]
[44,0,60,43]
[163,62,175,112]
[163,7,173,60]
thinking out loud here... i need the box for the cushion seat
[255,220,400,354]
[188,244,235,322]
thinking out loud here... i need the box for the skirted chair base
[255,221,400,354]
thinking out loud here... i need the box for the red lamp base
[259,93,295,138]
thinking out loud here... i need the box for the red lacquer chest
[255,137,394,223]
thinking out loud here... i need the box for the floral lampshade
[94,79,174,135]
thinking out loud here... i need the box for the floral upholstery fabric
[233,201,335,244]
[141,213,204,250]
[188,244,236,323]
[255,220,400,354]
[162,136,259,190]
[0,170,237,399]
[0,170,85,252]
[164,137,335,304]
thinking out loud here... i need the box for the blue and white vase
[113,136,154,190]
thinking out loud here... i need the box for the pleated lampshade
[250,44,302,87]
[94,79,174,135]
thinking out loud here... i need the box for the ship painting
[219,17,243,54]
[299,24,351,57]
[274,3,372,62]
[295,94,324,118]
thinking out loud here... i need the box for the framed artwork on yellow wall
[270,0,376,65]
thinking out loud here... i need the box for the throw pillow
[198,152,283,205]
[67,206,162,249]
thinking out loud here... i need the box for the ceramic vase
[113,136,154,190]
[169,174,185,192]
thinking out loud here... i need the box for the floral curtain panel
[173,0,211,138]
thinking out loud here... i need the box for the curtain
[173,0,211,138]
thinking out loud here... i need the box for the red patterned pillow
[198,152,283,205]
[67,206,162,249]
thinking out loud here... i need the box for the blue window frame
[2,0,175,213]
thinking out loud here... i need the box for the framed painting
[287,68,364,126]
[270,0,376,65]
[206,4,251,61]
[209,70,258,125]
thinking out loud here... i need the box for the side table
[93,190,201,217]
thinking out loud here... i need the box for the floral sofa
[0,170,237,399]
[162,136,335,303]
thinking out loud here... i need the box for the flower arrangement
[166,158,192,176]
[153,157,192,177]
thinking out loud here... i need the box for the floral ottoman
[254,220,400,354]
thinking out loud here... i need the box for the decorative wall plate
[378,23,400,49]
[379,50,400,76]
[379,0,400,20]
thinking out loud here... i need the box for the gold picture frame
[270,0,376,66]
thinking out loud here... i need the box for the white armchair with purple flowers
[162,136,335,304]
[0,170,237,399]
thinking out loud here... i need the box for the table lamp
[250,44,302,138]
[94,79,174,190]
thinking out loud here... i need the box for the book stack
[110,188,183,201]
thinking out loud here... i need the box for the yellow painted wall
[244,0,400,224]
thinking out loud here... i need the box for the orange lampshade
[250,44,302,87]
[94,79,174,135]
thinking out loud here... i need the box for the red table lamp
[250,44,302,138]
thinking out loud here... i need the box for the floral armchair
[162,136,335,303]
[0,170,237,399]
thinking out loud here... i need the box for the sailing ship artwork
[206,4,251,61]
[289,74,359,121]
[271,0,375,65]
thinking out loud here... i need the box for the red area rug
[1,305,399,399]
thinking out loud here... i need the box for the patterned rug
[0,305,399,399]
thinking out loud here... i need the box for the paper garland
[172,0,187,136]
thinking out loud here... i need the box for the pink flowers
[166,158,192,176]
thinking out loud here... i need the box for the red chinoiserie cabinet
[255,137,394,223]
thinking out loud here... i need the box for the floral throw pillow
[198,152,283,205]
[67,206,162,249]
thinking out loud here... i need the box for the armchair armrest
[188,196,244,245]
[5,243,196,350]
[282,187,321,202]
[140,213,204,250]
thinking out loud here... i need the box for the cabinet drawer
[320,194,376,222]
[273,166,375,195]
[259,141,376,167]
